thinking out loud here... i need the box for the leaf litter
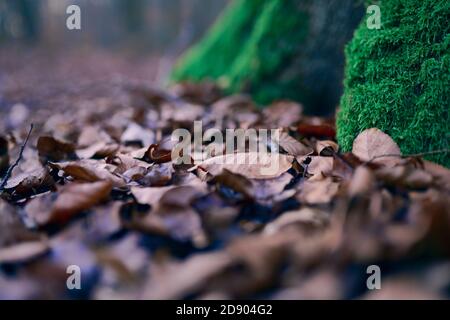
[0,81,449,300]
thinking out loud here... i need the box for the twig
[0,124,34,191]
[366,149,450,164]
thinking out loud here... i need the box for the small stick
[366,149,449,164]
[0,124,34,191]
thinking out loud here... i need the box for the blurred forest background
[0,0,228,113]
[0,0,228,53]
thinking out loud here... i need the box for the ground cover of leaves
[1,69,450,299]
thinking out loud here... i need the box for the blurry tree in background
[0,0,229,55]
[1,0,41,42]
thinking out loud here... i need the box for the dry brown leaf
[49,181,112,224]
[297,156,334,180]
[352,128,401,167]
[196,153,293,180]
[37,136,76,162]
[4,167,55,195]
[212,169,254,199]
[316,140,339,156]
[278,131,313,156]
[49,160,125,187]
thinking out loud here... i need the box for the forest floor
[0,49,449,300]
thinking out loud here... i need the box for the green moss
[171,0,265,82]
[171,0,364,113]
[337,0,450,167]
[225,0,308,104]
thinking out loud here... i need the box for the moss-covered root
[171,0,364,114]
[170,0,265,82]
[337,0,450,167]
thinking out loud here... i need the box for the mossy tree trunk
[171,0,364,114]
[337,0,450,167]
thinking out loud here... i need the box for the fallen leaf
[278,131,313,156]
[4,167,55,196]
[316,140,339,156]
[196,153,293,179]
[49,181,112,225]
[352,128,401,167]
[37,136,76,162]
[49,160,125,187]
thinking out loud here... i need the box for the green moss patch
[171,0,363,114]
[337,0,450,167]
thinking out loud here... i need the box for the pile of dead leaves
[0,82,449,299]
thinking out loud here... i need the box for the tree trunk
[171,0,364,114]
[337,0,450,167]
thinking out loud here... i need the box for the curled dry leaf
[196,153,293,180]
[316,140,339,156]
[49,160,126,187]
[144,144,172,164]
[37,136,76,162]
[352,128,402,167]
[297,156,334,180]
[278,131,313,156]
